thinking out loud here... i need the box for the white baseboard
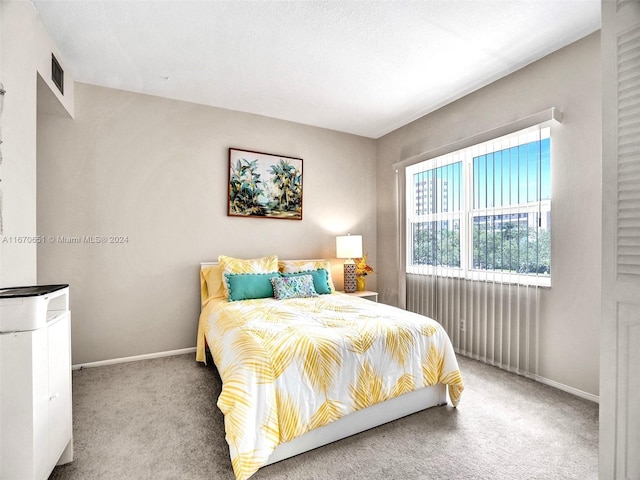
[72,347,599,403]
[72,347,196,370]
[528,373,599,403]
[456,351,599,404]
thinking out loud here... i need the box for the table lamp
[336,234,362,293]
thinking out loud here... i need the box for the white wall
[37,83,377,364]
[0,0,73,287]
[376,32,602,396]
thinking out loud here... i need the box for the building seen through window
[406,126,551,285]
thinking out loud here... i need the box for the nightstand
[342,290,378,302]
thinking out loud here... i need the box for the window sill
[406,270,551,289]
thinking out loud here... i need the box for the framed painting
[228,148,303,220]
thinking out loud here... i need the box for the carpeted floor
[50,353,598,480]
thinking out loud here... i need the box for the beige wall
[37,83,377,364]
[9,0,601,396]
[376,32,602,396]
[0,0,73,287]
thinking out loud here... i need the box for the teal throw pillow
[224,272,279,302]
[281,268,331,295]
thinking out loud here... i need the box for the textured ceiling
[31,0,601,139]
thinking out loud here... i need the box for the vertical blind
[402,123,553,376]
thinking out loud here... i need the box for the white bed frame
[200,262,448,466]
[265,383,446,465]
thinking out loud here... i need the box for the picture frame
[228,148,303,220]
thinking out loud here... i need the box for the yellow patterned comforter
[196,293,463,480]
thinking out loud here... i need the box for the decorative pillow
[200,265,226,306]
[225,272,279,302]
[278,259,336,292]
[270,274,319,300]
[281,268,331,295]
[219,255,278,298]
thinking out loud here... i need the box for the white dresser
[0,285,73,480]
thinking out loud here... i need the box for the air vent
[51,54,64,95]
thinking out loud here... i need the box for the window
[406,126,551,286]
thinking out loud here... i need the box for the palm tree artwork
[228,149,303,220]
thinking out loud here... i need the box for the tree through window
[406,126,551,286]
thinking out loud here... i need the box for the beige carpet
[50,353,598,480]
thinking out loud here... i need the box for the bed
[196,256,464,480]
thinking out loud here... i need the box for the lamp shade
[336,235,363,259]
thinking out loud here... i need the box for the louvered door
[601,1,640,478]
